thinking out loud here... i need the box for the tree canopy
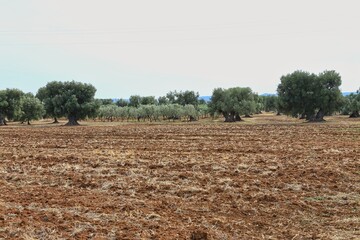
[36,81,64,123]
[164,90,200,106]
[116,98,129,107]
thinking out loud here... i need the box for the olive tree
[36,81,64,123]
[342,90,360,118]
[209,87,256,122]
[262,95,280,114]
[19,94,45,125]
[140,96,157,105]
[157,96,169,105]
[37,81,99,126]
[128,95,142,107]
[277,70,342,121]
[159,104,183,121]
[183,104,198,121]
[198,104,210,118]
[137,105,157,121]
[98,104,120,122]
[0,89,24,125]
[62,81,99,125]
[163,90,200,106]
[116,98,129,107]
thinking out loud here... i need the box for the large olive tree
[277,70,342,121]
[37,81,99,126]
[209,87,256,122]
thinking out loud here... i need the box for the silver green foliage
[97,103,201,122]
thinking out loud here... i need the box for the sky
[0,0,359,98]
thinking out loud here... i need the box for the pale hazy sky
[0,0,359,98]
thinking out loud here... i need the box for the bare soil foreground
[0,115,359,239]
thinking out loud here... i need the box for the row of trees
[97,90,208,122]
[208,70,360,122]
[0,82,208,125]
[110,90,203,108]
[0,71,359,126]
[0,81,99,126]
[0,89,44,125]
[98,104,209,122]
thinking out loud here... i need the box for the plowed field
[1,115,359,239]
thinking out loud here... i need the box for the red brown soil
[0,115,359,239]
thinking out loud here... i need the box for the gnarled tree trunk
[0,114,7,126]
[315,108,325,121]
[224,113,235,122]
[189,116,197,122]
[307,109,325,122]
[65,115,80,126]
[53,117,59,124]
[299,113,306,119]
[224,112,242,122]
[235,114,242,121]
[349,111,359,118]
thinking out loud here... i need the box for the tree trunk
[27,120,31,125]
[235,114,242,121]
[308,109,325,122]
[65,115,80,126]
[299,113,306,119]
[224,113,235,122]
[0,115,6,126]
[0,113,7,125]
[349,111,360,118]
[53,117,59,124]
[276,112,281,116]
[189,116,197,122]
[315,109,325,121]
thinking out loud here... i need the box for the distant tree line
[0,70,359,126]
[97,104,207,122]
[97,90,208,122]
